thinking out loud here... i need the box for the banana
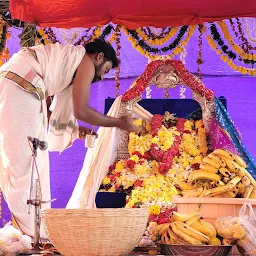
[199,163,219,174]
[237,182,246,195]
[212,192,232,198]
[219,167,231,177]
[222,177,231,184]
[226,191,237,198]
[186,215,201,226]
[191,170,221,182]
[241,176,251,187]
[242,169,256,187]
[157,223,170,235]
[225,159,241,173]
[213,149,234,160]
[190,220,217,238]
[170,222,203,245]
[209,237,221,245]
[208,153,226,167]
[232,153,247,168]
[238,168,245,178]
[170,209,200,223]
[199,187,208,197]
[243,185,254,198]
[177,181,195,191]
[229,176,242,186]
[162,227,187,244]
[205,183,234,197]
[182,187,203,197]
[249,186,256,199]
[174,221,210,243]
[202,156,220,169]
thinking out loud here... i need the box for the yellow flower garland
[136,27,179,45]
[123,25,196,60]
[206,34,256,76]
[217,21,256,61]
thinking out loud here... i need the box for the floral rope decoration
[0,17,11,67]
[206,33,256,75]
[122,25,196,59]
[230,18,256,51]
[217,20,256,64]
[115,25,121,97]
[197,24,205,80]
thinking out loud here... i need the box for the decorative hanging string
[206,32,256,75]
[122,25,196,59]
[19,23,37,47]
[114,25,121,97]
[217,20,256,64]
[0,16,10,66]
[197,24,205,80]
[179,45,187,99]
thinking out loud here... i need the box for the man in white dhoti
[0,39,138,237]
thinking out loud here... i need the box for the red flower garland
[121,60,214,102]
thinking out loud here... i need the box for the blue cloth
[215,98,256,177]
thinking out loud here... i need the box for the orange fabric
[10,0,256,29]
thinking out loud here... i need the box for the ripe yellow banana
[170,209,200,223]
[219,167,231,177]
[190,220,217,238]
[191,170,221,182]
[249,186,256,199]
[237,182,245,195]
[225,159,241,173]
[174,221,210,243]
[161,227,187,244]
[170,222,202,245]
[213,149,233,160]
[226,191,237,198]
[186,215,201,226]
[199,187,208,197]
[209,237,221,245]
[229,176,242,186]
[208,153,226,167]
[182,187,203,197]
[157,223,170,235]
[199,163,219,174]
[204,183,234,197]
[177,181,195,191]
[243,185,254,198]
[241,176,251,187]
[242,169,256,187]
[187,172,194,183]
[202,156,220,169]
[232,153,247,168]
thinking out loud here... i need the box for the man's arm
[72,55,137,132]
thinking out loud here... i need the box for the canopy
[10,0,256,29]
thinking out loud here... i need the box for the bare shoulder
[78,53,94,73]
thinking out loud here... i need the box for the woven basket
[41,208,149,256]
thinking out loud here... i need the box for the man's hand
[117,115,141,133]
[78,126,98,139]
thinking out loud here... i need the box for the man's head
[85,39,118,83]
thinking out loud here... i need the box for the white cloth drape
[67,98,153,209]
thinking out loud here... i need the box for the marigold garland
[123,25,195,60]
[0,18,11,67]
[217,20,256,64]
[115,25,121,97]
[206,34,256,75]
[197,24,205,79]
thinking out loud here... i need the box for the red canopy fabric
[10,0,256,29]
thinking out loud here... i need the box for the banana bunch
[176,149,256,199]
[156,210,222,246]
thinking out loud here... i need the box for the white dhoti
[0,43,85,237]
[0,80,50,236]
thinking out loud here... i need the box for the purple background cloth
[1,25,256,226]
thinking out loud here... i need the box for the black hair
[84,39,118,68]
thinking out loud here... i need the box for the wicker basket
[41,208,149,256]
